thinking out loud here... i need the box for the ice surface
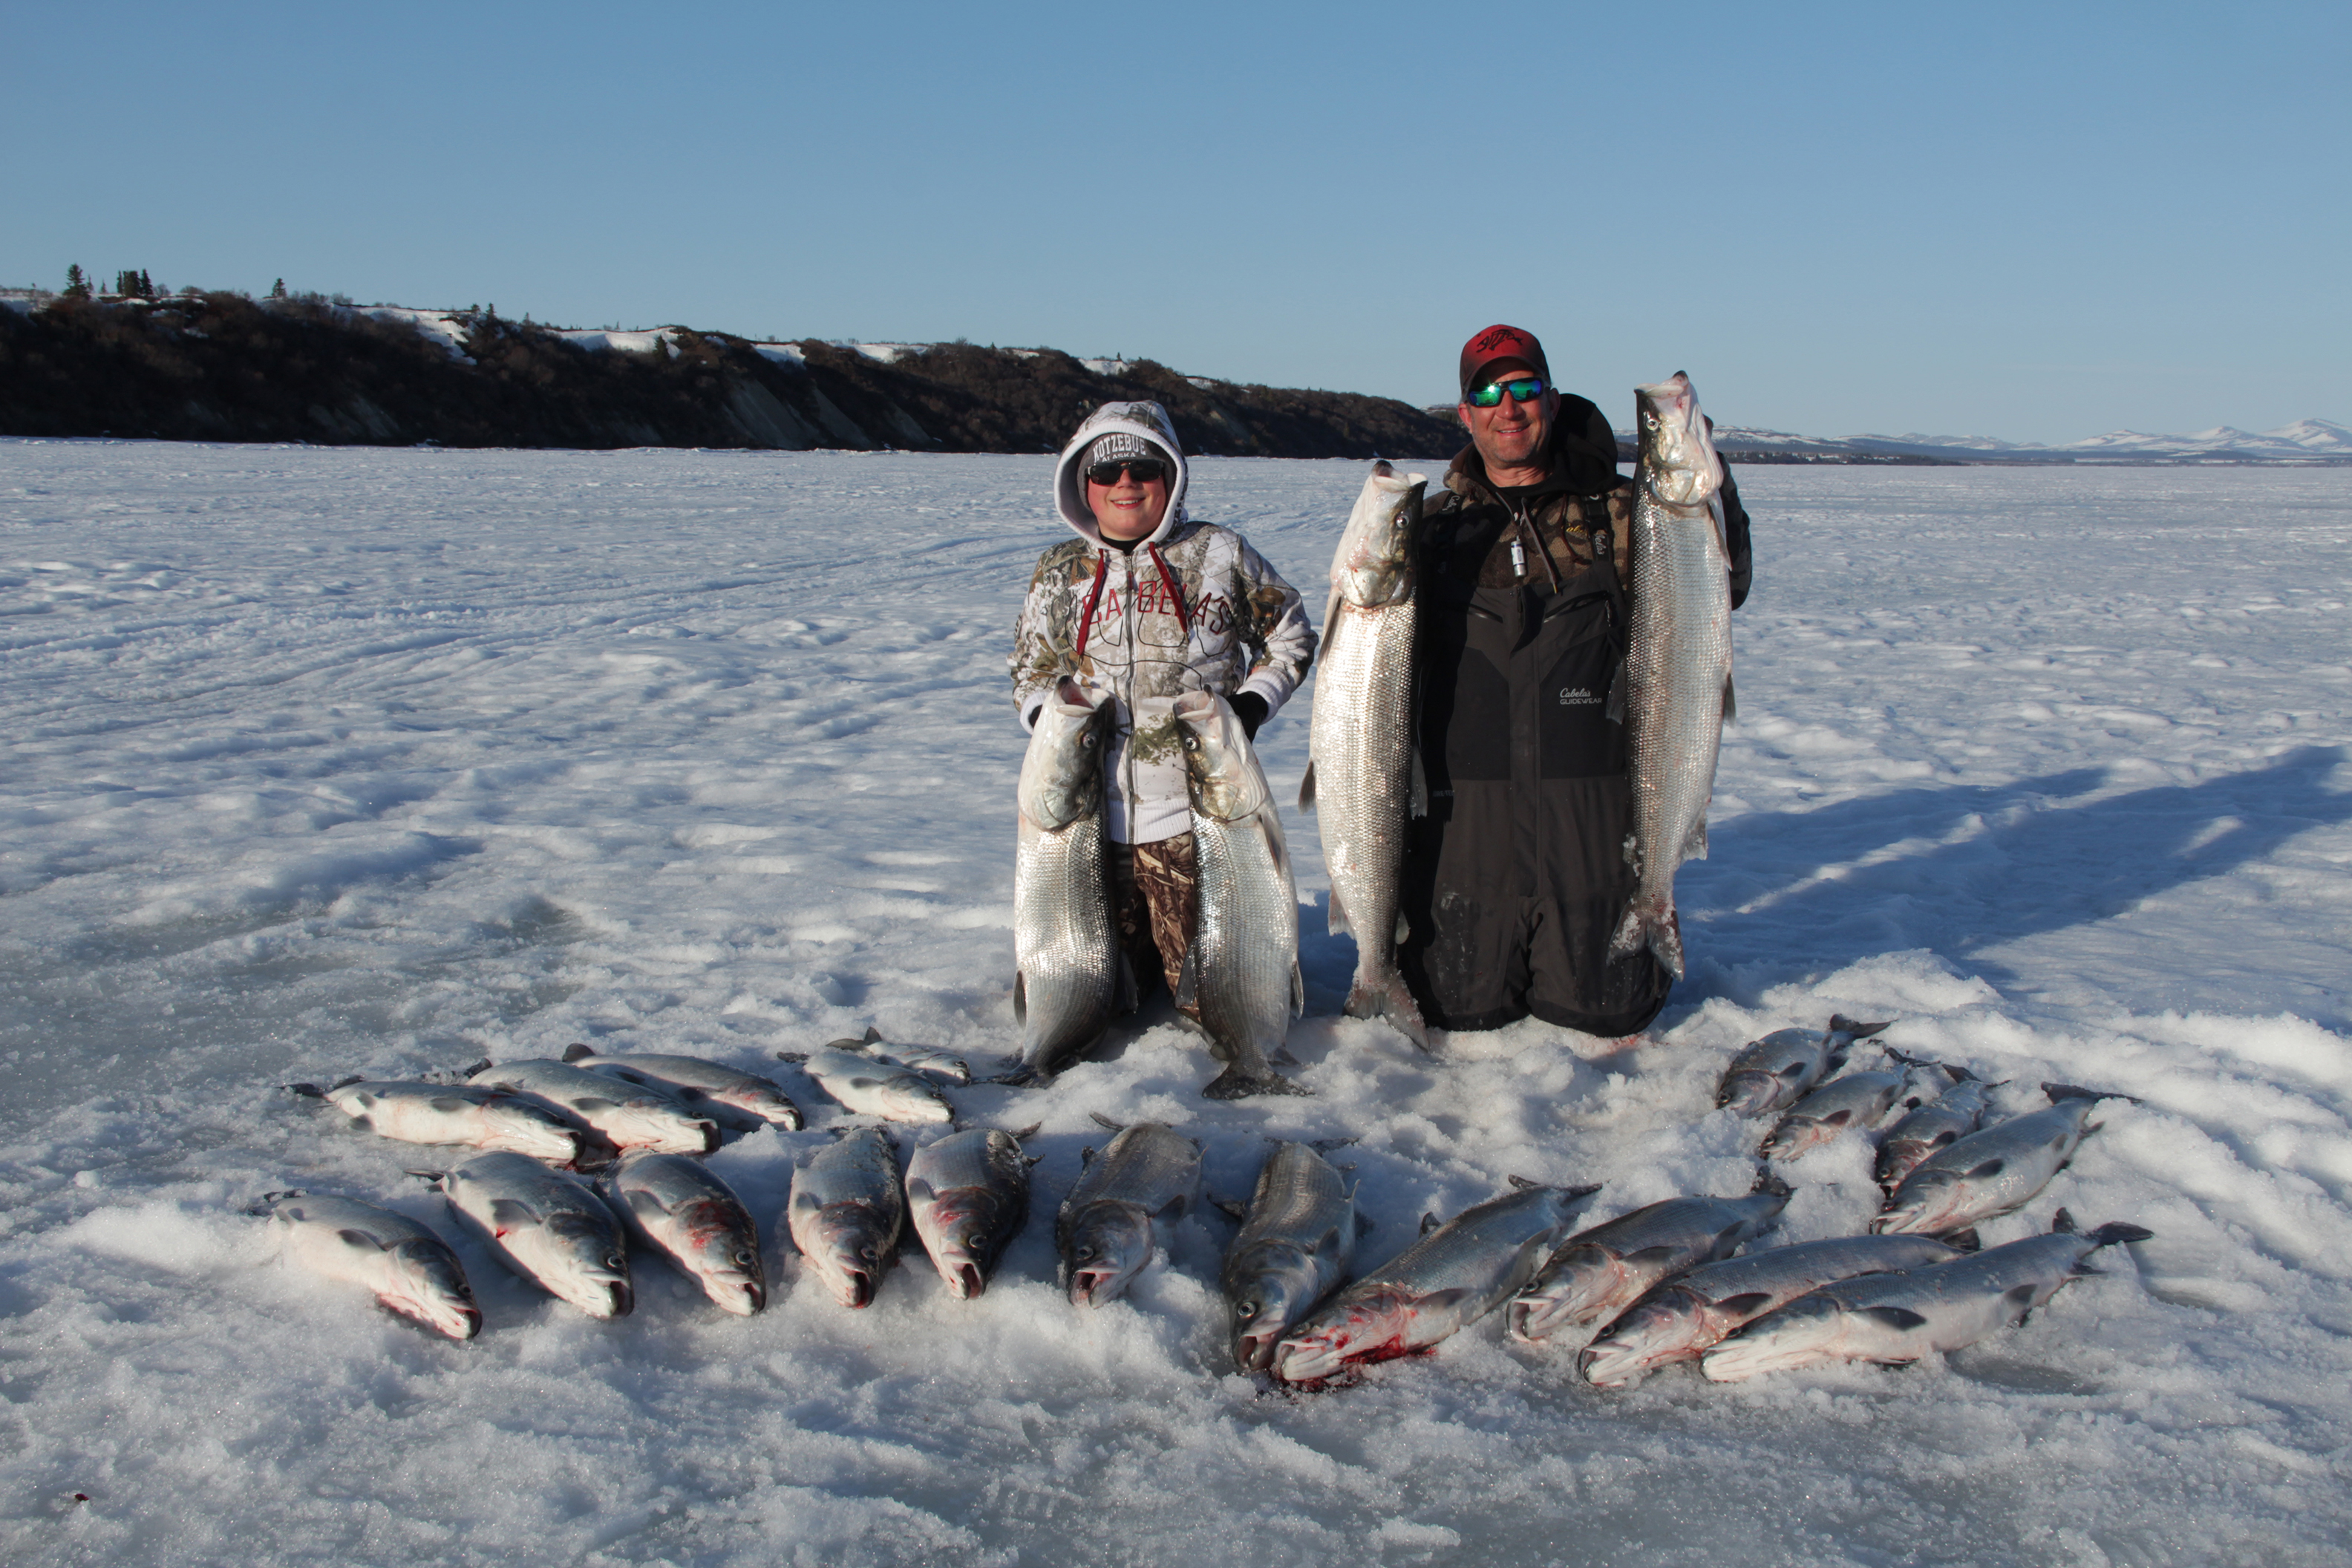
[2,448,2348,1564]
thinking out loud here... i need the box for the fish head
[532,1212,634,1319]
[921,1186,1021,1300]
[1634,373,1722,509]
[804,1200,896,1309]
[602,1101,720,1155]
[1699,1294,1848,1382]
[1018,682,1109,832]
[1872,1169,1967,1237]
[667,1197,766,1316]
[1225,1241,1321,1372]
[723,1086,803,1129]
[1576,1291,1710,1388]
[1171,691,1269,822]
[879,1083,956,1126]
[1716,1069,1784,1117]
[1062,1202,1155,1308]
[1760,1117,1832,1163]
[1503,1246,1621,1344]
[1331,464,1427,609]
[381,1238,482,1341]
[1270,1287,1420,1384]
[483,1101,584,1162]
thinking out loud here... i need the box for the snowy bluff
[0,293,1463,458]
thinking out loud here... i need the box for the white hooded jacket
[1010,401,1316,843]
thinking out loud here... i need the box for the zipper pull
[1511,538,1526,577]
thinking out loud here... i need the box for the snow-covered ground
[2,445,2348,1566]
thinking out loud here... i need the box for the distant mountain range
[1684,419,2352,466]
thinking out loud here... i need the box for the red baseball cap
[1458,324,1550,396]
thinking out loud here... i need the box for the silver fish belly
[1578,1233,1963,1387]
[265,1192,480,1341]
[1301,461,1430,1051]
[788,1127,904,1309]
[562,1047,804,1131]
[906,1127,1032,1299]
[1506,1186,1787,1345]
[310,1079,582,1164]
[1057,1123,1202,1308]
[468,1059,719,1155]
[1222,1142,1357,1372]
[438,1152,633,1319]
[1274,1181,1599,1383]
[1702,1213,2152,1381]
[1875,1077,1995,1192]
[1716,1015,1892,1117]
[1610,371,1733,982]
[785,1045,954,1124]
[600,1152,765,1316]
[1874,1085,2126,1238]
[1011,680,1120,1084]
[1760,1068,1910,1162]
[1174,690,1305,1100]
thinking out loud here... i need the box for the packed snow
[2,445,2349,1566]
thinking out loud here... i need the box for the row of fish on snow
[258,1013,2152,1388]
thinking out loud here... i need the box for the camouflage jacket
[1010,401,1315,843]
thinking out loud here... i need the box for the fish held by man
[906,1126,1034,1300]
[1221,1141,1359,1372]
[1610,372,1734,982]
[1172,690,1307,1099]
[1008,679,1123,1086]
[257,1191,481,1341]
[1700,1211,2152,1382]
[598,1152,766,1316]
[787,1126,906,1309]
[428,1152,633,1319]
[1505,1180,1787,1345]
[1057,1119,1202,1308]
[1273,1179,1600,1385]
[1716,1016,1893,1118]
[1300,461,1431,1052]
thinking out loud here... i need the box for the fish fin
[1860,1306,1929,1330]
[1829,1017,1894,1041]
[1604,662,1626,725]
[1506,1175,1541,1191]
[1408,748,1428,818]
[1326,887,1351,938]
[1173,944,1198,1011]
[1291,961,1305,1019]
[625,1189,669,1222]
[1714,1292,1775,1319]
[427,1097,477,1114]
[2004,1283,2039,1310]
[1963,1157,2006,1180]
[1682,816,1708,861]
[2042,1081,2140,1105]
[1417,1288,1474,1315]
[487,1198,540,1229]
[1308,1136,1359,1153]
[1753,1166,1794,1199]
[1821,1109,1854,1128]
[1420,1212,1440,1236]
[334,1228,384,1252]
[1561,1183,1604,1204]
[562,1042,594,1063]
[403,1169,444,1185]
[1720,673,1736,722]
[863,1026,884,1044]
[1089,1111,1125,1132]
[1079,1146,1094,1166]
[329,1074,365,1091]
[1621,1245,1684,1267]
[573,1097,620,1114]
[1944,1227,1982,1253]
[2089,1222,2154,1249]
[1298,760,1316,812]
[460,1059,493,1078]
[1009,1123,1043,1141]
[776,1051,808,1065]
[2052,1208,2079,1234]
[284,1082,324,1100]
[1210,1195,1249,1221]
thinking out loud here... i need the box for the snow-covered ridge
[1659,419,2352,463]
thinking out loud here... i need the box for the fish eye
[860,1246,879,1261]
[733,1249,756,1266]
[1236,1301,1258,1319]
[964,1232,986,1249]
[1076,1245,1097,1261]
[606,1255,624,1270]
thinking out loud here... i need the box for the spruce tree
[270,278,288,300]
[64,264,91,301]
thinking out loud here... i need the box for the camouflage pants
[1108,832,1200,1024]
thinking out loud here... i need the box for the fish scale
[1300,462,1430,1051]
[1612,372,1733,981]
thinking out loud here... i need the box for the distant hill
[0,293,1463,460]
[1682,420,2352,466]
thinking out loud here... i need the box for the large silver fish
[1716,1016,1892,1117]
[1300,461,1431,1051]
[787,1127,905,1309]
[560,1045,804,1131]
[1056,1120,1202,1308]
[1273,1180,1600,1384]
[467,1059,719,1155]
[1010,679,1122,1085]
[1759,1055,1918,1163]
[1577,1233,1964,1387]
[1875,1071,1999,1192]
[290,1079,582,1165]
[1172,690,1306,1100]
[1505,1183,1786,1345]
[598,1152,766,1316]
[858,1030,976,1086]
[778,1043,955,1125]
[1701,1211,2152,1382]
[1610,372,1733,981]
[1875,1083,2135,1241]
[259,1192,480,1341]
[432,1152,633,1319]
[906,1126,1033,1299]
[1221,1142,1359,1372]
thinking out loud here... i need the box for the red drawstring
[1147,543,1192,641]
[1072,542,1188,662]
[1073,552,1110,661]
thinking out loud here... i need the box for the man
[1397,325,1751,1039]
[1009,400,1317,1063]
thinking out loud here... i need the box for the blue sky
[5,1,2345,442]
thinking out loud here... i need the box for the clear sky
[5,1,2345,442]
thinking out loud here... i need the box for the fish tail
[1345,969,1431,1054]
[1609,896,1685,981]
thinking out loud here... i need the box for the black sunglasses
[1085,458,1169,487]
[1466,376,1546,408]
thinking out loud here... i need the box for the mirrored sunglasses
[1085,458,1168,486]
[1466,376,1546,408]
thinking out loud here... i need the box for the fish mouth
[1271,1338,1342,1384]
[1232,1330,1278,1373]
[1717,1074,1777,1116]
[1068,1268,1122,1308]
[721,1278,765,1316]
[950,1263,985,1301]
[1576,1339,1656,1389]
[1506,1294,1581,1345]
[840,1270,875,1310]
[600,1278,635,1319]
